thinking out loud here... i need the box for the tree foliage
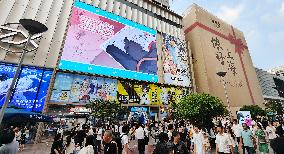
[173,93,228,128]
[265,101,283,115]
[86,99,129,122]
[239,105,265,119]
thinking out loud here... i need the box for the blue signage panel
[0,63,53,112]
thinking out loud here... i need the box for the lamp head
[19,19,48,35]
[217,71,227,77]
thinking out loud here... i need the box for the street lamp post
[217,71,232,118]
[0,19,48,125]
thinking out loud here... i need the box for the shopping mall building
[0,0,266,121]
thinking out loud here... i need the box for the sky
[170,0,284,70]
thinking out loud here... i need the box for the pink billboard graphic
[60,3,158,81]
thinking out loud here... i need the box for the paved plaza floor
[18,139,155,154]
[18,137,275,154]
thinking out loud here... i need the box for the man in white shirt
[231,119,242,144]
[215,126,233,154]
[135,124,145,154]
[192,127,204,154]
[121,126,129,154]
[96,126,103,152]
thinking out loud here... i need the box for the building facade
[268,66,284,98]
[0,0,192,120]
[255,68,280,98]
[182,4,265,115]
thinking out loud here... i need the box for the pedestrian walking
[255,123,269,154]
[135,124,146,154]
[152,132,170,154]
[240,123,256,154]
[215,126,233,154]
[0,129,19,154]
[192,127,204,154]
[103,130,118,154]
[78,135,95,154]
[168,131,189,154]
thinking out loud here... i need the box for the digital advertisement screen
[162,33,190,86]
[50,72,117,103]
[117,80,190,105]
[0,63,53,112]
[59,0,158,82]
[50,72,190,105]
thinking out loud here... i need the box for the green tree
[266,101,284,115]
[86,99,129,123]
[239,105,265,119]
[173,93,228,128]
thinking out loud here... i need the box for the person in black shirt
[75,129,87,147]
[276,121,284,137]
[103,130,118,154]
[153,132,170,154]
[167,131,189,154]
[50,134,64,154]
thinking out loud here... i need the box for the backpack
[113,132,127,154]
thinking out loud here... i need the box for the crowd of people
[48,122,149,154]
[45,116,284,154]
[1,116,284,154]
[151,117,284,154]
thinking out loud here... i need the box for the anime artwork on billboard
[162,33,190,87]
[60,1,158,82]
[117,80,189,105]
[50,73,117,103]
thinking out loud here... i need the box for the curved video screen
[60,0,158,82]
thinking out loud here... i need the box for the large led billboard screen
[0,63,53,112]
[50,72,117,103]
[59,1,158,82]
[50,72,190,105]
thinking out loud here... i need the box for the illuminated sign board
[59,1,158,82]
[0,63,53,112]
[50,72,117,103]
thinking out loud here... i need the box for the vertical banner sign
[162,33,190,86]
[59,1,158,82]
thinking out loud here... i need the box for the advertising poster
[237,111,252,126]
[162,33,190,86]
[117,80,189,105]
[60,0,158,82]
[0,63,52,112]
[50,72,117,103]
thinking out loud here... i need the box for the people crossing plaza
[1,117,284,154]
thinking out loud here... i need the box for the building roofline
[143,0,183,19]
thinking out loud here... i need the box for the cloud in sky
[217,4,244,24]
[280,2,284,13]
